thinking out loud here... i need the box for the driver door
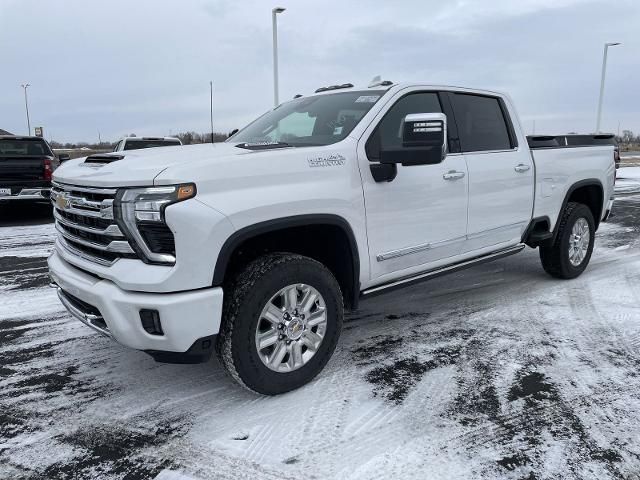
[358,90,469,283]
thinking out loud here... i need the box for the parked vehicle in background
[555,134,620,169]
[0,135,68,203]
[113,137,181,152]
[48,82,616,395]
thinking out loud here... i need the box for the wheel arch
[212,214,361,310]
[553,179,604,242]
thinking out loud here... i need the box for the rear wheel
[539,202,595,279]
[217,253,343,395]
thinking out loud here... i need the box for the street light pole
[595,42,621,133]
[272,7,286,107]
[210,80,214,143]
[20,83,31,135]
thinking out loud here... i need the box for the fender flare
[552,178,604,242]
[212,214,361,307]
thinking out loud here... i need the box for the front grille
[51,182,138,265]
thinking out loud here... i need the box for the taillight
[43,158,52,181]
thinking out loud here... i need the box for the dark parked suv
[0,136,68,204]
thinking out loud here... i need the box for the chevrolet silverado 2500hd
[48,82,616,394]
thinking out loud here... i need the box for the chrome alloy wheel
[568,217,590,267]
[255,284,328,373]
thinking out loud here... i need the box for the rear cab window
[449,93,515,152]
[123,140,181,151]
[0,138,53,157]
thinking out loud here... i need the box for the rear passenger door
[448,93,533,253]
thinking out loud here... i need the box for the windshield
[0,138,53,156]
[124,140,181,151]
[230,90,386,147]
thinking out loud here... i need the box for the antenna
[368,75,393,88]
[368,75,382,88]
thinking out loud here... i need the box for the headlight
[114,183,196,264]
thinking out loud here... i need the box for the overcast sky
[1,0,637,143]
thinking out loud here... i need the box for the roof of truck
[308,81,505,99]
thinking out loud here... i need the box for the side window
[450,94,513,152]
[367,93,442,161]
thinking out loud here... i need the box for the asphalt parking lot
[1,176,640,480]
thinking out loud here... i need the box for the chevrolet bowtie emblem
[56,193,71,210]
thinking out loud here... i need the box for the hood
[52,143,251,187]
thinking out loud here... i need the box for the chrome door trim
[376,235,466,262]
[466,221,528,240]
[364,244,525,296]
[376,221,526,262]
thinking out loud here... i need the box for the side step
[361,244,525,298]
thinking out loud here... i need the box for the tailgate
[0,156,47,190]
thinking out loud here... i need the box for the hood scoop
[84,154,125,165]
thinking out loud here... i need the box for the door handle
[514,164,531,173]
[443,170,465,180]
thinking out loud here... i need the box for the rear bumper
[0,187,50,202]
[48,250,224,355]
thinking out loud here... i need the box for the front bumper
[48,250,224,354]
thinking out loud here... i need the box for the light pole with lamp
[595,42,621,133]
[272,7,286,107]
[21,83,31,135]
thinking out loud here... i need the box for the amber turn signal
[177,184,196,201]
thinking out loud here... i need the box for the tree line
[616,130,640,146]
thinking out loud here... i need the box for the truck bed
[528,140,616,229]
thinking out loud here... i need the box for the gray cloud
[0,0,636,142]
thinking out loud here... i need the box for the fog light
[140,309,163,335]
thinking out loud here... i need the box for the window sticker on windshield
[355,95,380,103]
[333,126,343,135]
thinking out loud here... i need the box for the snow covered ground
[1,172,639,480]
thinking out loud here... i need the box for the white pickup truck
[48,82,616,394]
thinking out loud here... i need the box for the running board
[361,244,526,298]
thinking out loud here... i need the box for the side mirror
[58,153,71,162]
[380,113,447,166]
[228,128,239,138]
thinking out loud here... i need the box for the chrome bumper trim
[53,284,112,338]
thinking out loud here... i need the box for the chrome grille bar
[55,223,134,254]
[53,209,123,237]
[57,237,115,266]
[51,181,117,196]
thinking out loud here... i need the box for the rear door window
[450,94,513,152]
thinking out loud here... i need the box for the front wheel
[217,253,343,395]
[539,202,595,279]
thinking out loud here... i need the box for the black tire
[539,202,595,279]
[216,253,343,395]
